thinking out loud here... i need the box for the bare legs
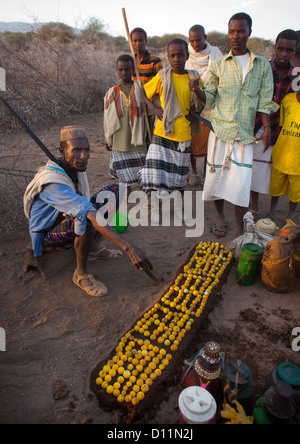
[250,191,259,213]
[191,153,198,176]
[213,200,246,237]
[269,196,298,221]
[235,205,247,236]
[212,200,226,237]
[74,224,95,276]
[190,154,206,186]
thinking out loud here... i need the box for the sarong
[203,132,254,208]
[251,127,273,194]
[43,184,119,252]
[191,123,210,158]
[110,151,146,185]
[140,135,191,192]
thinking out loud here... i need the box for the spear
[121,8,152,142]
[0,95,59,164]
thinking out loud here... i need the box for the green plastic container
[112,212,129,234]
[253,382,298,424]
[236,243,264,286]
[253,396,298,424]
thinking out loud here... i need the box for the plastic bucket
[178,386,217,424]
[236,243,264,286]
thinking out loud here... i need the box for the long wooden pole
[121,8,152,142]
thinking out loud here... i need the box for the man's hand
[126,245,153,272]
[188,77,206,105]
[185,111,198,124]
[150,104,164,121]
[189,78,201,93]
[105,143,112,152]
[87,210,153,273]
[255,126,271,153]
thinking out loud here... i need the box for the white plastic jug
[179,386,217,424]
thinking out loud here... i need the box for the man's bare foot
[212,218,227,237]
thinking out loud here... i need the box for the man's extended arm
[255,60,280,152]
[38,184,152,272]
[87,210,153,272]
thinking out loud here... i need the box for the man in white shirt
[185,25,222,185]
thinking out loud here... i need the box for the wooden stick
[121,8,152,142]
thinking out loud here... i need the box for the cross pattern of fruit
[95,241,233,406]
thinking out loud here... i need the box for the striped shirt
[133,50,163,84]
[255,60,296,145]
[204,50,279,145]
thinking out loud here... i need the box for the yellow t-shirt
[144,71,192,142]
[272,93,300,175]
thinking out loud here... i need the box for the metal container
[222,360,254,415]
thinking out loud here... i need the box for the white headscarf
[186,42,223,82]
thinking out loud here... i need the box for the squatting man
[24,126,153,298]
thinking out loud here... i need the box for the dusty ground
[0,113,300,424]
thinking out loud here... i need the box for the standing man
[190,12,278,237]
[131,27,163,84]
[185,25,223,186]
[251,29,299,215]
[131,27,163,138]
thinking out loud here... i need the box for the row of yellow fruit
[95,242,233,407]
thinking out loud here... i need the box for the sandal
[89,246,123,261]
[72,271,108,297]
[212,219,227,238]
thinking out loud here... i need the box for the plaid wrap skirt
[110,151,146,185]
[140,135,191,192]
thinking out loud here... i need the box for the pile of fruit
[94,241,233,407]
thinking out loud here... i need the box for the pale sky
[0,0,299,41]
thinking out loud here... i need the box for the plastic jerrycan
[236,243,264,285]
[179,386,217,424]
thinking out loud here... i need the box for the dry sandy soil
[0,112,300,424]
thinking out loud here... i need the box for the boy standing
[269,90,300,221]
[104,55,147,188]
[140,39,203,199]
[251,29,299,214]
